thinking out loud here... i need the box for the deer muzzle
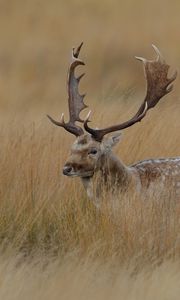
[63,163,94,178]
[63,165,73,176]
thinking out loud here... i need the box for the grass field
[0,107,180,300]
[0,0,180,299]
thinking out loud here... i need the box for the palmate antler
[47,42,87,136]
[84,45,177,141]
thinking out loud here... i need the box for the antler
[47,42,87,137]
[84,45,177,141]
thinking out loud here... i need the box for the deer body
[83,156,180,202]
[48,43,179,203]
[64,133,180,201]
[131,157,180,192]
[129,158,180,200]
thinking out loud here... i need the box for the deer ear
[110,132,123,147]
[102,132,122,151]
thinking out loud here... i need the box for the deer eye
[88,148,98,155]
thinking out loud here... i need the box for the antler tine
[152,44,165,63]
[47,113,65,126]
[84,45,177,141]
[73,42,83,58]
[47,42,87,137]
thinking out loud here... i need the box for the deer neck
[99,152,131,186]
[81,152,132,205]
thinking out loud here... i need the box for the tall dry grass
[0,106,180,299]
[0,0,180,298]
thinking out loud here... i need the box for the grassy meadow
[0,0,180,299]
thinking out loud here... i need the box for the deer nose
[63,165,72,175]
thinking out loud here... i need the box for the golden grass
[0,0,180,298]
[0,107,180,299]
[0,104,180,255]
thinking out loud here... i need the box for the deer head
[47,43,177,180]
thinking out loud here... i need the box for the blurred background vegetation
[0,0,179,118]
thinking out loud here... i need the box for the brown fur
[63,134,180,204]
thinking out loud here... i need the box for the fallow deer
[48,43,179,204]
